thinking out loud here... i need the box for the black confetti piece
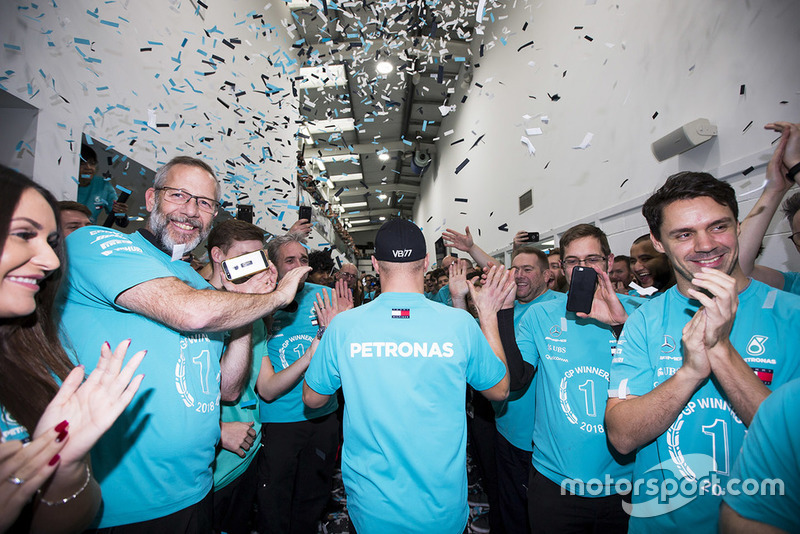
[574,25,584,29]
[455,158,470,174]
[522,22,528,31]
[517,40,534,52]
[426,216,433,222]
[450,138,464,146]
[742,166,755,176]
[469,134,485,150]
[620,178,629,187]
[547,93,560,101]
[140,47,152,52]
[742,120,753,133]
[739,84,745,95]
[498,223,509,232]
[584,35,593,41]
[780,100,788,104]
[454,198,468,203]
[652,111,658,119]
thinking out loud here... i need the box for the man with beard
[58,156,309,532]
[606,172,800,533]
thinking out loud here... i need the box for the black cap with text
[373,219,426,262]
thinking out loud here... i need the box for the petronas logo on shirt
[391,308,410,319]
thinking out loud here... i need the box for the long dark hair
[0,166,73,432]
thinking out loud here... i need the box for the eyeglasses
[156,187,219,214]
[789,232,800,247]
[338,272,357,279]
[562,255,607,268]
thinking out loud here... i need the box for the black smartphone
[566,266,598,314]
[298,205,312,222]
[526,231,540,243]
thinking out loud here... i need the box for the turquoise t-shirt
[609,282,800,533]
[516,293,642,495]
[58,228,225,527]
[213,319,266,490]
[433,285,453,306]
[0,405,29,442]
[305,292,506,534]
[782,270,800,296]
[491,290,560,451]
[77,175,118,223]
[722,378,800,533]
[260,282,338,423]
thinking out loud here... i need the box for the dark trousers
[495,433,532,534]
[256,412,339,534]
[528,467,629,534]
[468,390,505,534]
[212,449,260,534]
[89,491,212,534]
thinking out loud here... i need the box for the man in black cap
[303,218,513,534]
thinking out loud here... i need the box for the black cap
[373,219,426,262]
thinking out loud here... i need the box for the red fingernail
[56,430,68,443]
[104,341,111,349]
[54,420,69,433]
[49,454,60,466]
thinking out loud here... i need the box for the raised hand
[765,121,800,172]
[578,266,628,325]
[288,218,313,238]
[686,268,738,352]
[513,231,529,251]
[221,262,278,295]
[442,226,474,252]
[468,265,516,319]
[33,340,146,467]
[680,307,712,382]
[448,261,470,301]
[314,279,353,327]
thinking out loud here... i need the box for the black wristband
[787,161,800,181]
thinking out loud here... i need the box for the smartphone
[298,205,312,222]
[222,250,269,281]
[566,266,598,314]
[525,231,540,243]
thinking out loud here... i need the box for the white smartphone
[221,250,269,281]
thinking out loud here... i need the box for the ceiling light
[379,216,386,221]
[340,201,368,208]
[377,61,393,75]
[350,219,372,225]
[328,173,363,183]
[378,153,390,161]
[377,194,388,201]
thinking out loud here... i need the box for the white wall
[415,0,800,272]
[0,0,312,237]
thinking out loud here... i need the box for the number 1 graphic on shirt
[192,350,211,395]
[578,379,596,417]
[701,418,730,475]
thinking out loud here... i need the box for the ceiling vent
[519,189,533,214]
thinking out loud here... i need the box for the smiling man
[606,172,800,533]
[59,156,308,532]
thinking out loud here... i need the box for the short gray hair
[267,232,307,264]
[154,156,221,200]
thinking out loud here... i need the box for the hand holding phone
[298,205,312,222]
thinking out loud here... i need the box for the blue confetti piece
[3,44,21,51]
[100,19,119,27]
[86,9,99,18]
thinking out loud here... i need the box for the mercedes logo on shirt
[660,335,676,354]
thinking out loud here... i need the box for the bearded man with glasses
[59,156,309,532]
